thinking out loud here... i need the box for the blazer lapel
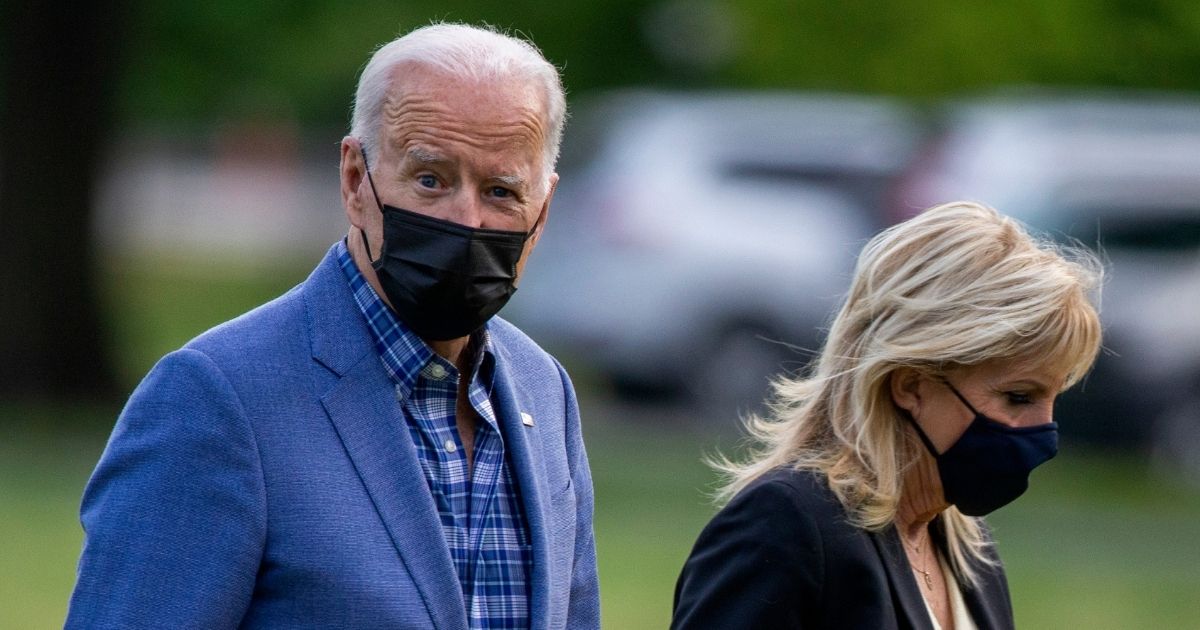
[320,353,468,630]
[489,349,551,630]
[305,246,467,630]
[870,526,935,630]
[929,521,1013,630]
[960,579,1008,630]
[957,556,1013,629]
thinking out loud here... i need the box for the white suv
[894,92,1200,475]
[508,90,922,416]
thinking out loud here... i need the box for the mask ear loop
[901,407,942,457]
[519,201,545,245]
[900,372,960,458]
[358,145,387,262]
[941,380,984,417]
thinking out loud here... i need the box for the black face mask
[905,381,1058,516]
[359,150,532,341]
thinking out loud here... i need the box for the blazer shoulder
[182,245,346,371]
[488,316,564,378]
[738,467,846,521]
[183,284,308,366]
[489,316,548,353]
[672,467,835,629]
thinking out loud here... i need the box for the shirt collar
[336,239,494,399]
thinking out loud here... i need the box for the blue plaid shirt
[337,241,532,629]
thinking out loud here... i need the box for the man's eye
[490,186,513,199]
[1006,392,1033,405]
[417,174,438,188]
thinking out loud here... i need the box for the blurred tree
[0,1,124,400]
[106,0,1200,131]
[115,0,668,128]
[720,0,1200,96]
[5,0,1200,402]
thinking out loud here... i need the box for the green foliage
[119,0,666,127]
[722,0,1200,96]
[115,0,1200,129]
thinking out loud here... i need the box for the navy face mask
[358,150,532,341]
[905,381,1058,516]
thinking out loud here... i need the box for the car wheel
[689,325,797,423]
[1150,394,1200,486]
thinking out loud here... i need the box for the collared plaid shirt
[337,241,532,629]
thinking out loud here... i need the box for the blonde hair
[713,201,1103,586]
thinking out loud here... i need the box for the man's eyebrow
[406,147,450,166]
[492,174,527,189]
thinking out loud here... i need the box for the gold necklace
[904,536,934,590]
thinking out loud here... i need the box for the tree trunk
[0,1,124,400]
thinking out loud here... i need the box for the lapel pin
[521,412,534,427]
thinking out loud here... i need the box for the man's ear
[340,137,367,228]
[890,367,923,417]
[527,172,557,249]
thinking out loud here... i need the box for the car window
[1054,206,1200,253]
[719,161,892,218]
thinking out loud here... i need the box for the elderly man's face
[347,63,556,280]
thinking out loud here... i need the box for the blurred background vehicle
[893,92,1200,473]
[11,4,1200,626]
[507,90,924,417]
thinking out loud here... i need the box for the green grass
[5,405,1200,628]
[988,452,1200,629]
[585,419,720,629]
[5,255,1198,628]
[0,407,113,629]
[102,254,312,386]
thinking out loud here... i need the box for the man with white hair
[67,24,599,629]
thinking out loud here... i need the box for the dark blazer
[67,244,600,629]
[672,467,1014,629]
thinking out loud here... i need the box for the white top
[923,555,978,630]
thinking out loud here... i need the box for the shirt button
[444,439,457,453]
[428,363,447,380]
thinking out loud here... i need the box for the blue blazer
[67,245,600,629]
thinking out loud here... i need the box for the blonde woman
[672,202,1102,630]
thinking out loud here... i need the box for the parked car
[893,92,1200,469]
[507,90,923,417]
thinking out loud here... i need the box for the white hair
[349,23,567,182]
[713,201,1104,587]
